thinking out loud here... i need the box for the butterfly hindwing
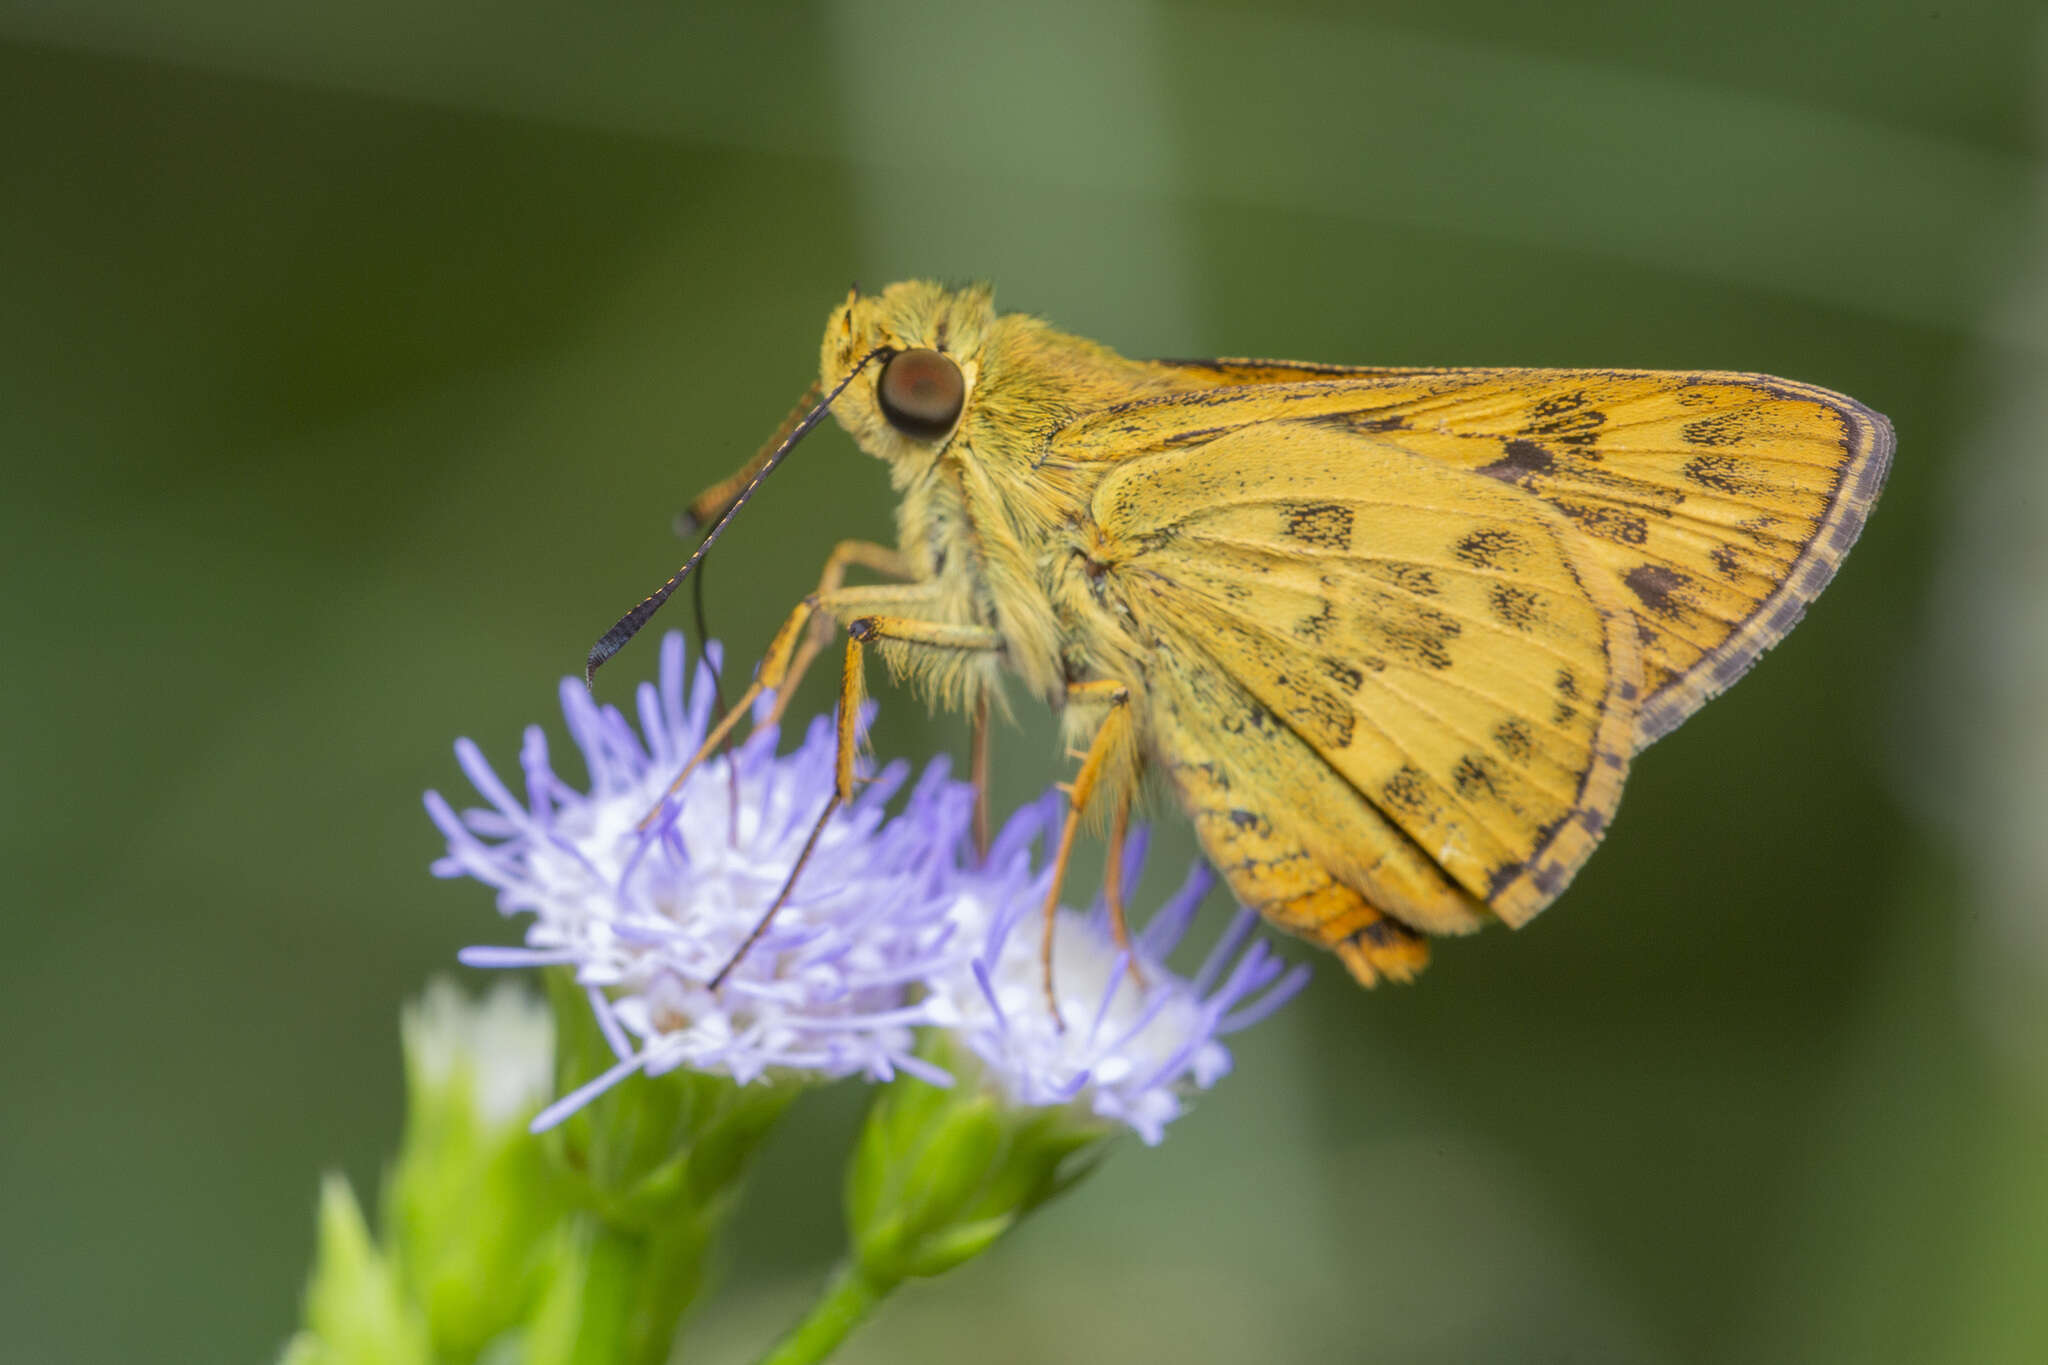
[1088,420,1641,933]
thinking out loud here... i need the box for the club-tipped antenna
[584,348,890,689]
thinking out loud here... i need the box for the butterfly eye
[876,349,965,439]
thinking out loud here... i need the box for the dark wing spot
[1451,753,1503,800]
[1680,411,1754,448]
[1623,563,1690,618]
[1413,636,1455,670]
[1323,658,1365,693]
[1380,765,1433,815]
[1220,705,1277,737]
[1477,438,1556,487]
[1356,917,1416,948]
[1492,718,1534,763]
[1383,563,1441,597]
[1453,527,1526,570]
[1738,513,1780,548]
[1488,582,1544,629]
[1555,668,1580,700]
[1486,861,1525,898]
[1555,499,1649,546]
[1528,391,1606,448]
[1710,544,1742,578]
[1282,502,1354,550]
[1381,606,1462,670]
[1683,453,1764,495]
[1315,409,1409,435]
[1295,687,1356,749]
[1226,808,1272,835]
[1554,700,1578,726]
[1294,601,1336,643]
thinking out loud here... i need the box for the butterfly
[590,281,1891,1007]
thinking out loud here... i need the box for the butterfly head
[822,280,997,465]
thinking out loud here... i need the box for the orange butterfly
[593,282,1891,1010]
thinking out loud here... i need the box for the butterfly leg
[709,611,1000,987]
[691,541,910,829]
[970,689,993,861]
[1039,680,1141,1026]
[638,565,936,826]
[1101,794,1146,989]
[765,540,915,729]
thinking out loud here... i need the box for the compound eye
[876,349,965,439]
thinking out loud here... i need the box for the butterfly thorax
[823,282,1195,710]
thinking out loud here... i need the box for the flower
[426,633,974,1127]
[927,792,1310,1145]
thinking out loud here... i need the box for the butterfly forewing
[1058,365,1893,752]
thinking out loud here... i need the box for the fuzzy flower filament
[426,632,975,1125]
[935,790,1310,1144]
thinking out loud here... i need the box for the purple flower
[927,793,1309,1145]
[426,634,972,1127]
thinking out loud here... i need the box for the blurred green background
[4,2,2046,1361]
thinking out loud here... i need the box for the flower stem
[753,1262,895,1365]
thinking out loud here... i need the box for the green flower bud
[846,1034,1114,1286]
[385,981,566,1361]
[279,1175,431,1365]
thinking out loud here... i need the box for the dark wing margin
[1629,383,1892,747]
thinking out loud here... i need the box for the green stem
[753,1262,896,1365]
[555,1207,722,1365]
[560,1219,640,1365]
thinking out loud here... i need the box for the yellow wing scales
[1086,422,1640,956]
[1060,364,1892,751]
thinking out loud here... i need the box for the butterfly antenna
[672,379,826,726]
[687,553,748,839]
[689,557,726,714]
[584,350,889,690]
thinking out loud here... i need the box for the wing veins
[1157,575,1591,846]
[1192,532,1606,587]
[1171,548,1600,671]
[1339,684,1541,870]
[1132,560,1596,762]
[1211,615,1538,874]
[1544,491,1818,555]
[1362,669,1589,796]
